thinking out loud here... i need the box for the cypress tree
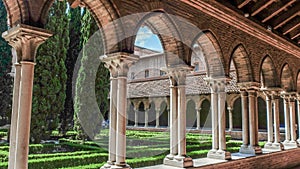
[0,1,12,126]
[31,0,69,143]
[60,7,82,135]
[74,9,110,141]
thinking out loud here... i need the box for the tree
[60,7,82,135]
[0,1,12,126]
[74,9,110,141]
[31,0,69,143]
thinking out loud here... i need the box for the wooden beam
[283,22,300,35]
[262,0,297,23]
[291,32,300,40]
[274,11,300,29]
[251,0,276,16]
[238,0,252,8]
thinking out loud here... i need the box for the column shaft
[289,99,296,142]
[108,77,117,164]
[241,91,249,146]
[266,96,273,143]
[283,98,291,142]
[134,109,138,127]
[155,109,160,128]
[273,98,281,144]
[145,110,149,127]
[248,91,256,147]
[196,109,201,130]
[169,86,178,156]
[297,100,300,141]
[228,108,233,131]
[218,88,226,150]
[177,85,186,156]
[15,62,35,169]
[211,91,219,150]
[115,76,127,166]
[8,64,21,169]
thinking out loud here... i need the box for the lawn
[0,130,256,169]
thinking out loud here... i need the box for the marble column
[164,68,193,168]
[8,64,21,169]
[289,96,296,143]
[155,109,160,128]
[272,92,283,150]
[248,90,257,148]
[265,92,274,146]
[102,63,118,168]
[218,82,228,154]
[134,108,138,127]
[2,25,52,169]
[227,107,233,132]
[144,109,149,128]
[166,82,177,159]
[196,108,201,130]
[297,97,300,143]
[240,90,249,149]
[101,53,138,169]
[283,96,291,143]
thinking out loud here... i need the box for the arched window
[145,70,149,78]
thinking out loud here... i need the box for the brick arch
[230,44,253,83]
[260,55,280,88]
[192,31,226,77]
[280,63,295,92]
[132,11,185,66]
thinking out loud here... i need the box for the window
[145,70,149,78]
[160,70,166,76]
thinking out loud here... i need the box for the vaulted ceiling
[217,0,300,46]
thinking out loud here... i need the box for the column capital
[204,77,230,93]
[2,24,52,62]
[238,82,260,91]
[281,91,297,101]
[100,52,139,77]
[227,107,233,111]
[163,65,191,86]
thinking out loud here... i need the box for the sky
[135,26,163,52]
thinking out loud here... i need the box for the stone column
[102,63,118,168]
[144,103,150,128]
[265,92,273,146]
[196,108,201,130]
[101,53,138,169]
[248,90,257,148]
[134,107,138,127]
[167,108,170,128]
[272,92,283,150]
[164,68,193,168]
[240,90,249,149]
[8,63,21,169]
[283,96,291,143]
[218,82,228,156]
[2,25,52,169]
[155,109,160,128]
[227,107,233,132]
[297,97,300,143]
[210,82,219,152]
[166,81,177,160]
[289,96,296,143]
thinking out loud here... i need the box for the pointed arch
[192,31,225,77]
[280,63,295,92]
[260,55,279,88]
[132,11,185,67]
[230,44,253,83]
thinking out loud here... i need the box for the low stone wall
[194,148,300,169]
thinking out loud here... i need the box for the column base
[101,162,115,169]
[263,142,283,152]
[110,164,131,169]
[239,145,262,155]
[207,149,231,160]
[283,141,298,150]
[164,155,193,168]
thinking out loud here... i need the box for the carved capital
[100,52,139,78]
[164,65,191,86]
[2,24,52,62]
[204,77,229,93]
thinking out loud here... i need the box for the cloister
[2,0,300,169]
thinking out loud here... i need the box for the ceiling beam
[251,0,276,16]
[238,0,252,9]
[274,11,300,29]
[262,0,297,23]
[283,22,300,35]
[291,32,300,40]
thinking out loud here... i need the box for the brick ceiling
[216,0,300,47]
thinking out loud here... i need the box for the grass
[0,130,251,169]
